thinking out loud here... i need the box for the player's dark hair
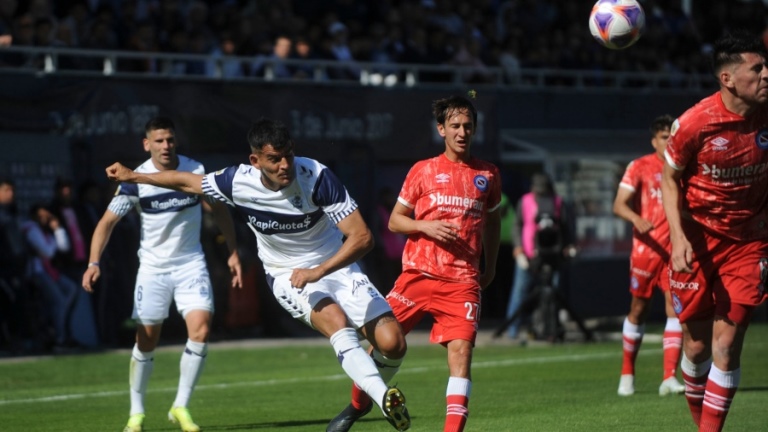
[432,95,477,125]
[144,116,176,135]
[650,114,674,135]
[247,117,293,152]
[711,30,768,73]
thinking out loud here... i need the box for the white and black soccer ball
[588,0,646,50]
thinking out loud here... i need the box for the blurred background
[1,0,766,355]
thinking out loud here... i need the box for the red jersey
[619,153,670,254]
[398,154,502,282]
[665,92,768,241]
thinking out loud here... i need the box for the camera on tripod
[531,212,563,274]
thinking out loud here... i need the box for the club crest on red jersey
[755,129,768,150]
[473,175,488,192]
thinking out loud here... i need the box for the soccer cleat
[618,374,635,396]
[123,413,145,432]
[326,402,373,432]
[659,376,686,396]
[168,406,201,432]
[382,387,410,431]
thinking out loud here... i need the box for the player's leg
[126,271,172,432]
[445,339,473,432]
[327,270,421,432]
[618,295,650,396]
[680,319,712,427]
[168,263,214,432]
[659,290,685,396]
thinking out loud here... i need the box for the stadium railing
[0,45,717,91]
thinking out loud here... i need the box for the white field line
[0,348,657,406]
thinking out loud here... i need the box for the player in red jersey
[614,115,686,397]
[326,95,502,432]
[662,31,768,431]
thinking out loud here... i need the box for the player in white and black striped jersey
[106,117,411,431]
[83,116,242,432]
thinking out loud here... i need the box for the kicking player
[105,117,411,431]
[328,95,502,432]
[614,114,685,397]
[662,31,768,431]
[82,117,242,432]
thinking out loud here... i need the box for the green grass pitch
[1,324,766,431]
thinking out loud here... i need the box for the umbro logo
[711,136,729,151]
[435,173,451,183]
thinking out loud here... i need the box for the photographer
[504,173,573,342]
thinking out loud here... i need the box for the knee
[187,322,210,342]
[376,331,407,359]
[684,338,709,362]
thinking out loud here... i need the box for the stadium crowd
[0,0,767,81]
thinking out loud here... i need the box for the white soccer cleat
[618,374,635,396]
[659,377,686,396]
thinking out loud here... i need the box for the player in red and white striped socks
[661,30,768,432]
[614,115,685,397]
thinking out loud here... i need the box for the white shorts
[133,258,213,324]
[265,262,392,329]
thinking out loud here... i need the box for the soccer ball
[588,0,645,50]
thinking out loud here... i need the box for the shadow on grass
[151,416,388,430]
[737,386,768,393]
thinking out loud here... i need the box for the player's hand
[106,163,134,182]
[228,250,243,289]
[420,220,460,243]
[670,236,694,273]
[633,217,654,234]
[82,266,100,293]
[290,267,323,289]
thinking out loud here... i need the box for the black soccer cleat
[326,402,373,432]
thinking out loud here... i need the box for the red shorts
[386,270,481,345]
[629,251,668,298]
[668,222,768,324]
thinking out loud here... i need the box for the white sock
[330,328,388,412]
[446,376,472,399]
[664,317,682,332]
[129,345,154,415]
[681,353,712,378]
[371,349,403,384]
[622,317,645,340]
[173,339,208,408]
[708,364,740,388]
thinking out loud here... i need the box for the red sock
[662,329,683,379]
[682,371,708,426]
[699,367,739,432]
[350,383,372,411]
[444,377,471,432]
[445,394,469,432]
[621,334,642,375]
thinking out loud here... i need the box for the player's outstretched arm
[106,162,204,195]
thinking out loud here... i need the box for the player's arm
[389,201,460,242]
[613,186,653,234]
[661,162,693,272]
[479,207,501,289]
[288,209,373,289]
[106,163,203,195]
[82,209,121,293]
[208,200,243,289]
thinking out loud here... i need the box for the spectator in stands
[206,31,245,78]
[22,204,79,351]
[251,34,293,79]
[0,178,33,354]
[323,21,359,80]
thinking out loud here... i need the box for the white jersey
[201,157,357,270]
[108,155,206,273]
